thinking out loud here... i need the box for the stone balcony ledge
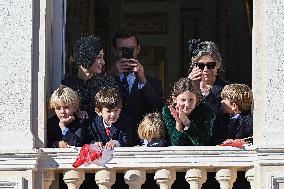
[37,146,257,171]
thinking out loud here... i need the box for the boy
[81,87,130,149]
[47,85,85,148]
[138,112,169,147]
[220,83,253,145]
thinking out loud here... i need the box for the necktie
[105,127,111,137]
[121,75,129,103]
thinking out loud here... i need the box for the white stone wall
[253,0,284,146]
[0,0,34,149]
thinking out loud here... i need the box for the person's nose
[203,65,209,71]
[60,107,65,113]
[101,58,105,65]
[184,101,190,108]
[110,112,115,117]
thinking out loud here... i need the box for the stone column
[216,169,237,189]
[253,1,284,188]
[95,170,116,189]
[124,170,146,189]
[245,168,254,189]
[63,170,85,189]
[185,168,207,189]
[154,169,176,189]
[0,0,35,150]
[253,0,284,147]
[43,170,55,189]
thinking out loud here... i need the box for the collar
[230,113,240,120]
[103,120,112,128]
[119,72,135,80]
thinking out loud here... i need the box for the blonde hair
[49,85,80,110]
[138,112,165,141]
[221,83,253,112]
[95,87,122,111]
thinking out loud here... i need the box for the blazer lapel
[235,115,244,133]
[109,126,117,140]
[95,116,109,143]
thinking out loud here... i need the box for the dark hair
[73,35,103,69]
[170,77,203,106]
[95,87,122,111]
[112,29,140,48]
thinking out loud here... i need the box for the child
[47,85,85,148]
[81,87,130,149]
[220,83,253,145]
[162,77,215,146]
[138,112,169,147]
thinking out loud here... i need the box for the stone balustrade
[36,146,256,189]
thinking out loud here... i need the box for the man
[108,29,163,146]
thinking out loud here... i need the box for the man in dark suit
[108,29,164,146]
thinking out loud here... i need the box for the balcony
[34,146,256,189]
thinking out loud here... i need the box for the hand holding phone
[121,47,134,59]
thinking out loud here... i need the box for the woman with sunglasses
[187,39,231,145]
[188,39,230,113]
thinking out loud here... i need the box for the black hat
[73,36,103,69]
[187,38,203,59]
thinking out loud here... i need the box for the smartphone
[121,47,134,59]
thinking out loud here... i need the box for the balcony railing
[37,146,256,189]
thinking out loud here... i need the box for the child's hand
[59,115,75,127]
[175,122,184,131]
[105,140,118,150]
[77,110,89,119]
[169,106,182,124]
[221,139,245,145]
[93,142,103,149]
[177,106,191,128]
[59,140,69,148]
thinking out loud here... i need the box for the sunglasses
[195,62,217,70]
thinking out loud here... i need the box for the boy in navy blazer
[219,83,253,145]
[81,87,130,149]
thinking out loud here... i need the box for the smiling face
[96,107,121,126]
[173,91,197,116]
[88,50,105,74]
[197,54,219,84]
[54,100,76,120]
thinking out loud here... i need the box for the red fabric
[219,140,245,147]
[105,127,111,136]
[72,144,102,168]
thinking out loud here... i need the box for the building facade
[0,0,284,188]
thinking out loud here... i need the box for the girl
[162,77,215,146]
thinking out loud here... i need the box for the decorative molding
[267,172,284,189]
[0,178,25,189]
[122,12,167,34]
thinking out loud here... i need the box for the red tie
[105,127,111,136]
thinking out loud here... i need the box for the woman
[62,35,117,117]
[188,39,230,111]
[187,39,231,145]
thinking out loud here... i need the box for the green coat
[162,102,215,146]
